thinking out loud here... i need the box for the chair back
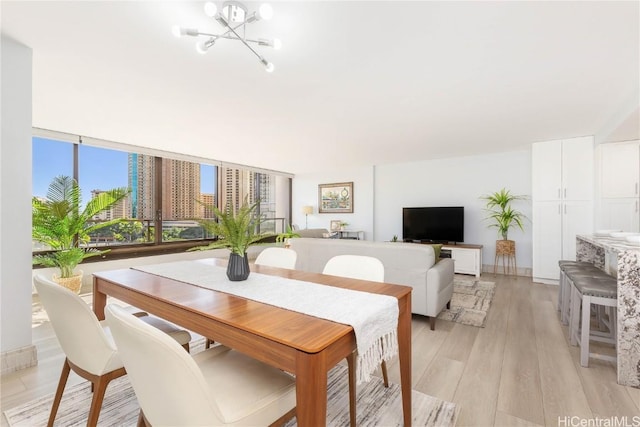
[105,304,224,426]
[322,255,385,282]
[255,247,298,269]
[33,274,119,375]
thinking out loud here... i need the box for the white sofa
[288,238,455,330]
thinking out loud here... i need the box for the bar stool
[568,275,617,367]
[557,261,604,325]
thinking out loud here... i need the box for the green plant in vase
[276,224,301,248]
[480,188,528,275]
[190,198,275,281]
[32,175,129,293]
[480,188,528,240]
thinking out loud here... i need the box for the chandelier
[172,1,281,72]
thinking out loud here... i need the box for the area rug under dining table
[4,352,457,427]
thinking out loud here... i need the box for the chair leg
[429,316,436,331]
[87,375,112,426]
[137,410,147,427]
[48,358,71,427]
[346,352,357,427]
[381,360,389,388]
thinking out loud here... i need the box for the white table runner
[132,260,398,383]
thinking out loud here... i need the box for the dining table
[92,258,413,426]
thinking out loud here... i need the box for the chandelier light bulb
[265,62,275,72]
[204,2,218,18]
[272,38,282,50]
[258,3,273,20]
[196,38,215,54]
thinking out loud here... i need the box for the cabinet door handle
[636,200,639,213]
[564,188,567,198]
[558,189,561,198]
[636,182,638,195]
[564,204,567,214]
[558,204,561,214]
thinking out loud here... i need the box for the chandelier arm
[215,34,263,45]
[224,23,269,63]
[195,20,246,40]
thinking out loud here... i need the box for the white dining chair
[105,303,297,427]
[255,247,298,269]
[33,274,192,426]
[322,254,389,427]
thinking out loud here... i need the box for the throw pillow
[425,243,442,260]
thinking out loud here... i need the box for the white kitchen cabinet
[532,136,594,284]
[600,141,639,198]
[532,201,562,281]
[532,137,593,202]
[598,141,640,232]
[600,198,639,232]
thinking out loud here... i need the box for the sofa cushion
[296,228,330,238]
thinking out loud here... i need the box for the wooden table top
[93,258,412,354]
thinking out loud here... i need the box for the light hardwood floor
[2,274,639,426]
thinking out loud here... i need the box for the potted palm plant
[32,175,129,293]
[190,198,274,281]
[480,188,528,273]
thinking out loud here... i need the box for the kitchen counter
[577,235,640,388]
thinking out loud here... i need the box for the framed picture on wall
[318,182,354,213]
[330,220,342,231]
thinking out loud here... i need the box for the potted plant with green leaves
[190,198,275,281]
[32,175,129,293]
[276,224,301,248]
[480,188,528,274]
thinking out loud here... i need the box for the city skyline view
[33,137,217,212]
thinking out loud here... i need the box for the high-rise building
[128,154,202,220]
[161,159,201,219]
[128,153,155,219]
[219,167,254,212]
[200,193,216,218]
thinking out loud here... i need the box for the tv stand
[441,244,483,278]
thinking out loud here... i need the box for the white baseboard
[1,344,37,375]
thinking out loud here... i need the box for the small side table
[336,230,364,240]
[494,239,517,276]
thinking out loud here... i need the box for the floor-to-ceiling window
[32,129,291,259]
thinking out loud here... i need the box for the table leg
[398,294,412,426]
[295,350,327,426]
[92,277,107,320]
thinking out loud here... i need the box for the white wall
[1,37,33,354]
[291,150,533,272]
[373,150,533,271]
[292,166,375,239]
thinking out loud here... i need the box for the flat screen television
[402,206,464,243]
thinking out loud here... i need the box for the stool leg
[570,284,580,346]
[562,276,572,326]
[557,273,563,312]
[580,295,591,367]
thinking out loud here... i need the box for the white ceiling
[2,1,639,175]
